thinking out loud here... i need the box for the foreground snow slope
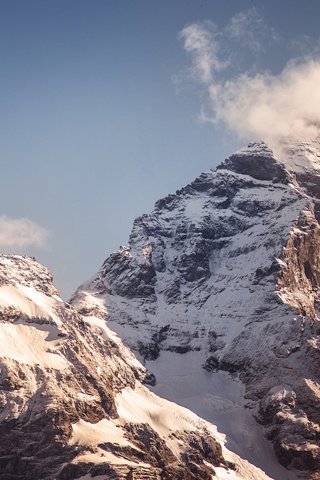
[0,255,270,480]
[72,141,320,479]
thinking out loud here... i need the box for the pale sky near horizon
[1,0,320,298]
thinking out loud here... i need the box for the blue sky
[1,0,320,298]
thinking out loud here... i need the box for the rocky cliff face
[0,255,269,480]
[72,141,320,479]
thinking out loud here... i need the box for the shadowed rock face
[72,141,320,478]
[0,255,246,480]
[218,142,290,183]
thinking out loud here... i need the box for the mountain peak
[234,141,275,158]
[72,140,320,478]
[218,141,289,182]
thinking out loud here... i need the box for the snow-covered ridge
[72,141,320,479]
[0,255,58,296]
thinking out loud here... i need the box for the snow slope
[146,351,298,480]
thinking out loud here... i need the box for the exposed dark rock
[167,345,193,354]
[138,341,160,361]
[142,371,157,386]
[58,462,94,480]
[202,356,219,372]
[218,142,290,183]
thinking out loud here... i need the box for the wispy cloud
[179,22,225,84]
[0,216,48,249]
[179,8,320,151]
[225,8,279,54]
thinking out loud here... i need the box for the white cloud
[0,216,48,249]
[208,60,320,146]
[179,11,320,151]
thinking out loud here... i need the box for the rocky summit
[72,140,320,479]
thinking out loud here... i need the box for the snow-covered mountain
[72,140,320,480]
[0,255,270,480]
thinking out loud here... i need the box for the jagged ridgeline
[0,256,270,479]
[72,141,320,480]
